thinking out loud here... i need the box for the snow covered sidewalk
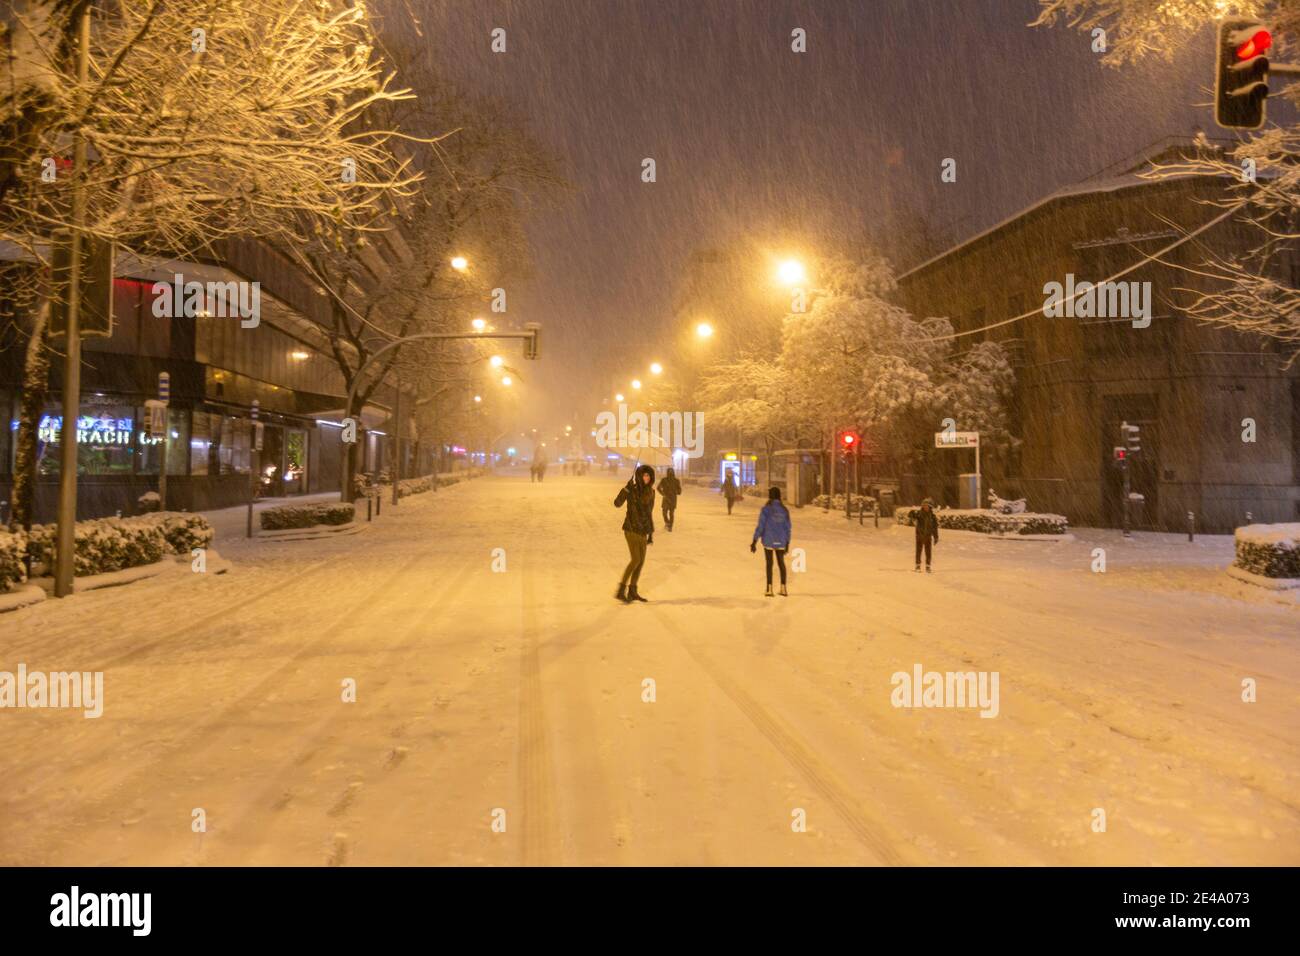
[0,473,1295,866]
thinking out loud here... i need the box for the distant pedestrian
[750,487,791,597]
[614,463,656,603]
[657,467,682,531]
[529,461,538,482]
[722,472,739,515]
[914,497,939,573]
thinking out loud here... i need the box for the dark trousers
[621,530,647,586]
[662,504,675,529]
[764,547,787,586]
[725,496,735,514]
[915,537,933,567]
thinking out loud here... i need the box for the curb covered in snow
[1225,564,1300,593]
[3,550,233,611]
[257,521,367,542]
[884,523,1074,544]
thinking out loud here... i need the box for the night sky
[412,0,1231,426]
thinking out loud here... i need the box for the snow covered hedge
[812,493,877,512]
[19,512,213,579]
[261,502,355,530]
[0,530,26,592]
[895,507,1069,536]
[1233,524,1300,579]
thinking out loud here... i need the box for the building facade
[895,142,1300,533]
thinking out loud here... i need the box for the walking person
[721,471,739,515]
[750,487,791,597]
[657,467,682,531]
[914,497,939,573]
[614,463,656,603]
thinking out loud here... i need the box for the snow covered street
[2,471,1297,866]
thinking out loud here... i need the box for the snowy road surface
[2,471,1297,866]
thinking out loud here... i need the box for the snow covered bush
[895,507,1068,536]
[26,518,168,576]
[137,490,161,513]
[0,530,27,592]
[129,513,215,554]
[261,502,355,531]
[1233,524,1300,579]
[813,493,877,512]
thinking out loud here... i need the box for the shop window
[190,412,211,476]
[35,404,137,476]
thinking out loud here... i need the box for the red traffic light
[1113,448,1126,460]
[1236,29,1272,60]
[841,431,858,447]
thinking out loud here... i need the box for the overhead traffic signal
[840,430,859,449]
[1216,19,1271,129]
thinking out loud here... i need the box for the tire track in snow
[659,606,912,866]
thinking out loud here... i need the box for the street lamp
[631,379,642,390]
[471,317,486,332]
[615,392,625,402]
[489,355,504,368]
[777,258,807,286]
[474,394,482,403]
[650,362,663,375]
[696,321,714,339]
[501,376,512,386]
[451,256,469,272]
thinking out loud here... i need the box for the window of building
[136,407,190,475]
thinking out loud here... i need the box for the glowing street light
[471,317,487,332]
[631,379,642,390]
[489,355,504,368]
[501,376,513,387]
[696,321,714,339]
[615,392,625,402]
[777,258,807,286]
[450,256,469,272]
[650,362,663,375]
[474,395,482,403]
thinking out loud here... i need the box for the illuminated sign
[38,414,133,446]
[724,453,738,461]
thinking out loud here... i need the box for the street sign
[934,431,979,448]
[144,399,167,439]
[254,421,264,451]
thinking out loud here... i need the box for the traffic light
[1216,19,1271,129]
[1113,446,1127,463]
[524,321,540,360]
[840,430,859,450]
[1121,421,1141,456]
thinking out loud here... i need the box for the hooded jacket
[915,504,939,542]
[615,464,657,535]
[657,470,682,503]
[753,499,792,549]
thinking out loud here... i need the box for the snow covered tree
[1,0,421,527]
[1035,0,1300,362]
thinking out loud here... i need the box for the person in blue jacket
[750,486,792,597]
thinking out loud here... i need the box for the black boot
[628,585,648,602]
[616,583,629,602]
[765,584,773,597]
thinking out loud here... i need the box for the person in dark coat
[721,471,739,514]
[914,497,939,572]
[657,467,682,531]
[750,487,792,596]
[614,463,656,602]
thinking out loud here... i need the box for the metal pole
[1121,458,1132,539]
[53,6,91,598]
[246,400,259,538]
[1187,510,1195,543]
[391,373,401,507]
